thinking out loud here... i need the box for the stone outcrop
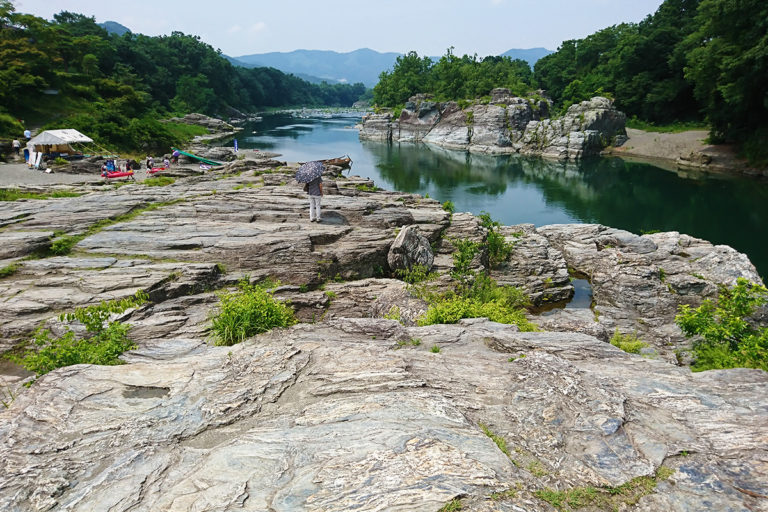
[0,161,765,511]
[360,92,627,161]
[1,318,767,511]
[387,225,434,273]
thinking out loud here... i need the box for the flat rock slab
[0,319,765,511]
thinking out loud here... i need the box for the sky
[13,0,666,57]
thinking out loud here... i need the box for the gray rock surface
[360,94,627,161]
[1,319,766,511]
[0,158,765,511]
[387,225,435,273]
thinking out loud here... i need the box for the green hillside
[0,2,367,152]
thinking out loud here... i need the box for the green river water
[235,113,767,279]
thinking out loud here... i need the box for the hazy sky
[13,0,666,57]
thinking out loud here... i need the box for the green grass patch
[610,329,648,354]
[163,121,210,140]
[437,498,462,511]
[0,263,20,278]
[0,188,82,201]
[209,278,296,346]
[355,183,377,192]
[143,176,176,187]
[479,423,511,458]
[626,117,708,133]
[8,291,149,376]
[535,466,675,510]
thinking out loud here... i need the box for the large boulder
[387,225,434,273]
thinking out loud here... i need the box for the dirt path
[607,128,766,177]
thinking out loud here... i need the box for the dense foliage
[373,48,534,106]
[0,2,367,150]
[675,278,768,372]
[534,0,768,163]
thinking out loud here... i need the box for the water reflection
[234,113,767,278]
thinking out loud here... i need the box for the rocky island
[0,153,766,511]
[360,90,627,161]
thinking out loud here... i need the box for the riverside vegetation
[372,0,768,165]
[0,1,368,151]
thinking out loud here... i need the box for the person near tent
[171,149,180,164]
[12,139,21,155]
[163,157,170,169]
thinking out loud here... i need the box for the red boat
[102,170,135,180]
[147,167,165,175]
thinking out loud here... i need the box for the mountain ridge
[233,47,553,88]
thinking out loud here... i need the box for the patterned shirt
[307,176,323,196]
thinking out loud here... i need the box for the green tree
[676,278,768,371]
[684,0,768,161]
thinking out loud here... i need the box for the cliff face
[360,90,627,161]
[0,159,765,511]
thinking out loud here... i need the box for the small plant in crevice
[9,291,149,377]
[383,305,402,323]
[430,344,441,353]
[0,263,20,278]
[480,211,515,269]
[442,200,455,214]
[610,329,648,354]
[395,264,438,285]
[534,466,675,510]
[209,278,296,346]
[437,498,462,512]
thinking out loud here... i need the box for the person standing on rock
[307,175,323,222]
[146,155,154,170]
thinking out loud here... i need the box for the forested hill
[535,0,766,164]
[0,3,367,151]
[372,0,766,165]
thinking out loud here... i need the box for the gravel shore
[0,162,103,187]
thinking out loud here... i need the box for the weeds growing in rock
[0,263,19,278]
[9,291,149,376]
[676,277,768,372]
[610,330,648,354]
[1,383,16,408]
[210,278,296,346]
[143,176,176,187]
[480,212,515,268]
[383,305,402,323]
[437,499,462,512]
[534,466,675,510]
[395,264,437,285]
[430,344,441,353]
[479,423,511,457]
[0,188,81,201]
[442,200,455,214]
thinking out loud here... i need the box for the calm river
[234,113,767,278]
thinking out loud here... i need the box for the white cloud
[249,22,267,34]
[228,25,242,34]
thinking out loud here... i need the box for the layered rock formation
[360,91,627,161]
[0,159,765,511]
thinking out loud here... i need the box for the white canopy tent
[28,129,93,148]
